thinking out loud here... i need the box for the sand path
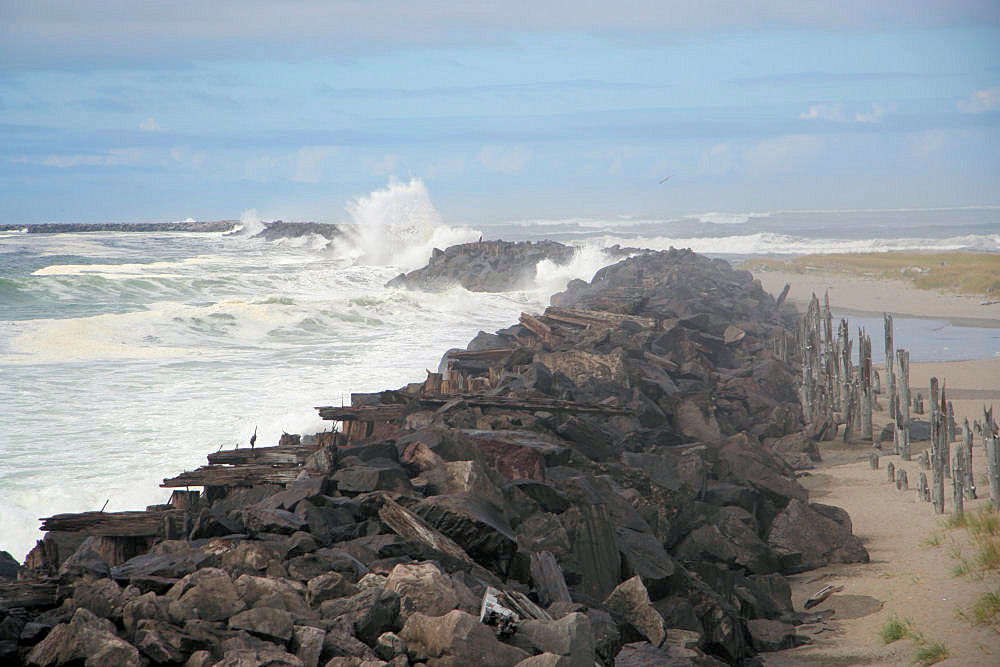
[762,361,1000,665]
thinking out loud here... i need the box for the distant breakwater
[0,221,238,233]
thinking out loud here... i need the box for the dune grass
[879,615,911,644]
[912,641,949,666]
[742,251,1000,297]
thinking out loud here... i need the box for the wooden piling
[896,468,908,491]
[884,313,896,420]
[897,349,911,456]
[918,472,930,502]
[869,452,880,470]
[985,407,1000,504]
[952,448,965,518]
[963,418,976,500]
[930,378,946,514]
[886,461,895,483]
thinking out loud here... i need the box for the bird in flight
[659,175,674,184]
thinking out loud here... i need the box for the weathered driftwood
[868,452,879,470]
[40,510,185,537]
[886,462,895,483]
[884,313,896,420]
[896,468,908,491]
[377,497,475,566]
[897,349,912,446]
[775,283,791,310]
[804,584,844,610]
[207,445,318,465]
[963,418,977,500]
[859,328,873,441]
[930,378,946,514]
[519,312,554,341]
[917,472,930,502]
[0,580,58,611]
[161,464,305,488]
[543,306,659,331]
[952,448,965,518]
[985,407,1000,504]
[316,404,407,422]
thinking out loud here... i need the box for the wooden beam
[161,464,306,488]
[315,404,406,421]
[207,445,318,465]
[39,510,185,537]
[519,312,553,340]
[543,306,659,330]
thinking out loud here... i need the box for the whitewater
[1,178,998,561]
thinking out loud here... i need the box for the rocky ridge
[0,248,868,666]
[386,240,577,292]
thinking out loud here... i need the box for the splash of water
[335,178,480,271]
[533,242,615,298]
[229,208,265,236]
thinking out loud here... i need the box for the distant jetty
[0,221,239,233]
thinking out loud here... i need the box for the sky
[1,2,999,224]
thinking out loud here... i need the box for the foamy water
[1,182,998,561]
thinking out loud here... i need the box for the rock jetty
[0,222,238,234]
[0,247,868,666]
[387,240,577,292]
[252,222,343,243]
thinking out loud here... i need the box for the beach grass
[967,589,1000,628]
[912,641,949,666]
[742,252,1000,297]
[879,616,911,644]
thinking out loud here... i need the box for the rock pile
[1,247,868,666]
[253,222,343,243]
[386,240,576,292]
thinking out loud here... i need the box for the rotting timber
[2,248,872,666]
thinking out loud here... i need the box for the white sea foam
[533,243,616,297]
[333,178,480,271]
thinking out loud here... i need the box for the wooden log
[207,445,318,465]
[884,313,896,420]
[168,490,200,511]
[775,283,791,310]
[316,404,407,421]
[543,306,659,331]
[519,312,554,342]
[377,497,475,566]
[931,380,947,514]
[886,461,895,483]
[963,419,977,500]
[40,510,185,537]
[161,464,306,488]
[917,472,930,502]
[423,371,443,395]
[529,551,572,607]
[0,580,58,612]
[896,468,908,491]
[952,448,965,518]
[897,350,912,452]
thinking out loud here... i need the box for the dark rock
[318,587,400,646]
[739,574,794,620]
[767,499,870,574]
[384,561,468,620]
[122,591,171,638]
[214,646,305,666]
[614,640,723,666]
[333,461,414,496]
[0,550,20,580]
[286,548,368,583]
[387,240,577,292]
[234,574,312,620]
[285,531,319,558]
[244,508,308,536]
[674,506,778,574]
[412,494,517,575]
[763,431,822,470]
[511,612,595,666]
[307,573,359,608]
[745,618,810,651]
[72,577,128,621]
[291,625,325,667]
[133,618,198,663]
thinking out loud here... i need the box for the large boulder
[412,494,517,575]
[399,609,529,665]
[767,499,869,573]
[511,612,595,667]
[602,576,666,648]
[165,567,245,622]
[384,561,467,620]
[228,607,294,643]
[27,607,141,666]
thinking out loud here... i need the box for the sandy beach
[751,266,1000,665]
[753,269,1000,326]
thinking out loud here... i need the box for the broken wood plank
[447,348,516,362]
[315,404,407,421]
[161,464,306,488]
[804,584,844,610]
[377,497,475,566]
[543,305,660,330]
[529,551,572,606]
[417,393,633,416]
[39,510,185,537]
[0,580,58,611]
[207,444,319,465]
[519,312,554,340]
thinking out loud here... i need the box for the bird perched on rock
[250,426,257,450]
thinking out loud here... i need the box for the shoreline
[752,268,1000,326]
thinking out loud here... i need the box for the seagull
[250,426,257,450]
[659,175,674,184]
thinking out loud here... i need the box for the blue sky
[1,2,998,224]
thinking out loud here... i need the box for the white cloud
[170,147,207,168]
[293,145,340,183]
[696,143,736,176]
[855,103,885,123]
[363,153,399,175]
[799,103,845,121]
[905,129,950,157]
[15,148,142,168]
[957,87,1000,114]
[745,134,824,171]
[139,117,163,132]
[476,144,532,174]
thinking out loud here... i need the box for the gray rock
[244,508,308,536]
[412,494,517,575]
[767,499,870,573]
[166,567,245,622]
[26,607,141,666]
[513,612,594,667]
[235,574,312,619]
[384,561,463,620]
[374,631,407,660]
[399,610,529,666]
[72,577,126,620]
[745,618,810,652]
[603,576,666,648]
[291,625,325,667]
[214,646,304,666]
[229,607,294,643]
[319,587,400,646]
[307,572,360,607]
[133,618,196,663]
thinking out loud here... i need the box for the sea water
[1,179,998,560]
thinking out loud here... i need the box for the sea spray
[334,177,480,271]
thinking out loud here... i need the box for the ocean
[1,179,998,561]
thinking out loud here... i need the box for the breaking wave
[333,178,480,271]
